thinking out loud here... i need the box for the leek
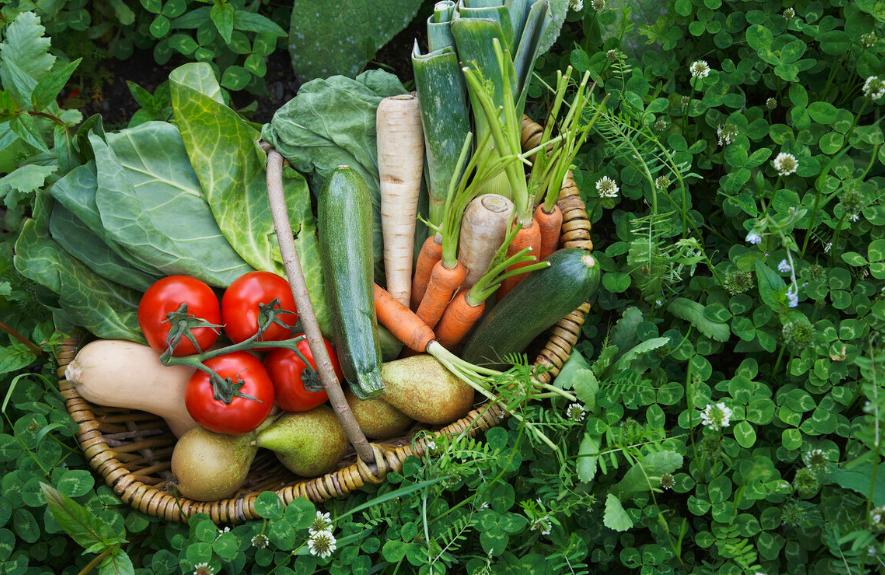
[451,0,551,201]
[412,43,471,227]
[428,1,456,51]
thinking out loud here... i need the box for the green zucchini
[462,248,601,369]
[318,167,385,399]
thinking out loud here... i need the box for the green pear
[171,427,258,501]
[256,406,348,477]
[380,355,474,425]
[345,387,413,439]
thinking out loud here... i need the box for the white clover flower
[766,97,777,110]
[596,176,619,198]
[864,76,885,100]
[746,232,762,245]
[803,448,828,469]
[193,563,214,575]
[862,32,877,49]
[308,530,337,559]
[778,259,792,273]
[717,124,738,146]
[480,502,490,509]
[824,242,832,254]
[530,517,553,535]
[252,533,270,549]
[655,175,670,190]
[783,7,794,19]
[700,402,733,431]
[566,403,585,422]
[216,526,230,540]
[591,0,604,10]
[773,152,798,176]
[309,511,333,536]
[569,0,583,11]
[607,49,618,62]
[690,60,711,79]
[425,440,437,453]
[850,213,860,222]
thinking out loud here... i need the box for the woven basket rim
[55,118,594,523]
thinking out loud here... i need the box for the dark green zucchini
[462,248,600,369]
[318,167,384,399]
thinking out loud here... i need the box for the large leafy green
[14,210,144,343]
[287,0,422,81]
[261,70,406,278]
[90,123,254,287]
[49,203,157,292]
[42,162,132,261]
[170,63,330,334]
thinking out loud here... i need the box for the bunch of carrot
[372,45,606,360]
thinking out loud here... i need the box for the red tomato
[221,271,298,344]
[138,276,221,356]
[184,351,275,435]
[264,335,341,412]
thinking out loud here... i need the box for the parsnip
[64,340,199,437]
[377,94,425,308]
[458,194,513,290]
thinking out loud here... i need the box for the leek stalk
[412,43,471,227]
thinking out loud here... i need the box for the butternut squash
[64,340,199,437]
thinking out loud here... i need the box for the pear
[345,387,413,439]
[256,406,348,477]
[171,427,258,501]
[379,354,474,425]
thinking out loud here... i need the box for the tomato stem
[160,303,315,404]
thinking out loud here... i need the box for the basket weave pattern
[55,119,593,523]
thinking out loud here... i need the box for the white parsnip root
[458,194,514,290]
[377,94,425,307]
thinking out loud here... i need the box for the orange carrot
[416,260,468,329]
[374,284,436,352]
[435,291,486,350]
[497,220,541,300]
[411,235,443,311]
[534,204,562,261]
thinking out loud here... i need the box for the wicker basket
[53,118,594,523]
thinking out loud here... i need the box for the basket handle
[264,146,380,476]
